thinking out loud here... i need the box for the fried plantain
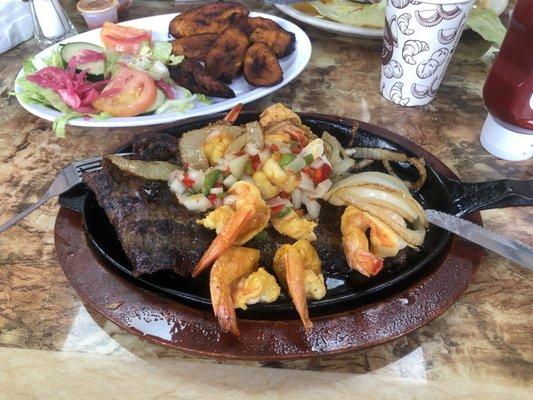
[169,59,235,99]
[168,2,249,38]
[243,42,283,87]
[171,34,219,62]
[205,27,249,83]
[239,17,295,58]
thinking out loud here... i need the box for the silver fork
[0,153,131,234]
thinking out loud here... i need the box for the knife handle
[444,178,533,216]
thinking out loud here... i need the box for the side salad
[16,22,211,137]
[295,0,506,46]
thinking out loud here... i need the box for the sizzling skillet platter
[58,104,532,338]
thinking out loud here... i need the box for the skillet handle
[57,183,87,214]
[444,178,533,216]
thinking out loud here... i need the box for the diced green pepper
[276,206,292,219]
[303,154,314,165]
[279,153,296,167]
[201,170,221,195]
[244,159,254,176]
[254,231,269,241]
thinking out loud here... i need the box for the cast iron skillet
[58,112,532,314]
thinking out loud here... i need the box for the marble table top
[0,1,531,399]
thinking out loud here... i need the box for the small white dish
[276,0,508,38]
[14,12,312,129]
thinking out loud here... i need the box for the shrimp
[271,209,317,241]
[193,182,270,276]
[210,246,280,335]
[273,240,326,330]
[340,206,407,276]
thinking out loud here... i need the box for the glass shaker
[27,0,78,47]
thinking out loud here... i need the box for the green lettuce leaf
[466,8,506,47]
[44,46,64,68]
[155,97,195,114]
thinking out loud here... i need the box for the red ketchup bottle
[481,0,533,161]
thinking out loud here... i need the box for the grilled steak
[83,134,214,277]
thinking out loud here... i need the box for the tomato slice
[93,66,157,117]
[100,22,152,54]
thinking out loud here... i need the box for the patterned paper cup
[380,0,475,107]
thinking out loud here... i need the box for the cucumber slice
[60,42,105,77]
[140,89,167,116]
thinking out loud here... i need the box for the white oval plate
[276,0,507,38]
[14,12,311,128]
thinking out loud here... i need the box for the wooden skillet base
[54,119,482,360]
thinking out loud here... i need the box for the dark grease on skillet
[80,114,452,313]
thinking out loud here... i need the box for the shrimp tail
[342,233,383,277]
[223,103,243,124]
[192,205,256,277]
[213,287,240,336]
[285,249,313,330]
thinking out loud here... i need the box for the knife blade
[426,209,533,269]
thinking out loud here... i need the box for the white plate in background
[276,0,508,38]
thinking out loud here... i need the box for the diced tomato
[250,154,261,171]
[182,172,195,188]
[100,22,152,54]
[93,66,156,117]
[279,191,290,199]
[214,182,223,188]
[270,204,284,214]
[208,194,218,203]
[313,163,332,184]
[270,143,279,152]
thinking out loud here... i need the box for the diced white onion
[229,154,249,179]
[245,143,260,156]
[310,157,324,169]
[258,149,272,163]
[168,176,186,195]
[300,138,324,160]
[285,156,307,173]
[187,168,205,192]
[223,194,236,206]
[299,171,315,192]
[313,179,333,199]
[223,174,238,188]
[210,187,223,195]
[306,199,321,220]
[267,196,285,208]
[291,188,302,209]
[178,193,212,212]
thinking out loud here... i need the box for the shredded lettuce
[104,50,120,77]
[155,97,195,114]
[52,112,80,138]
[168,54,184,66]
[45,46,64,68]
[195,93,213,105]
[466,8,506,47]
[308,0,386,28]
[152,40,173,63]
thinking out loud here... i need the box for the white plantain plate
[14,12,311,128]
